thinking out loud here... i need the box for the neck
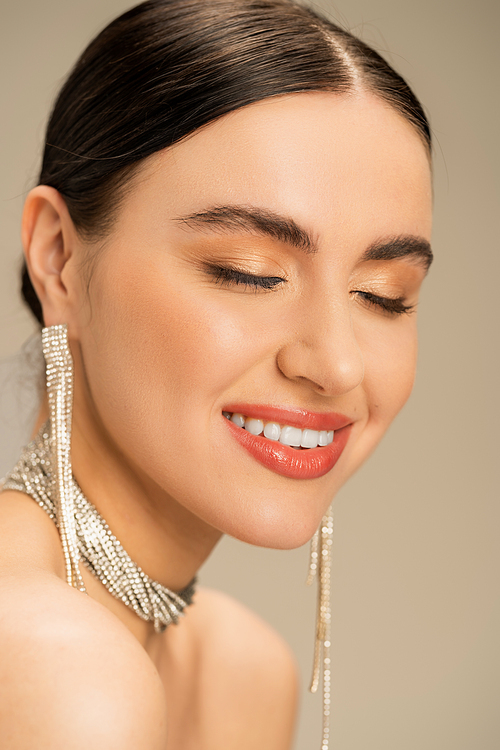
[33,394,222,650]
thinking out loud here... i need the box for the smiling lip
[222,404,352,479]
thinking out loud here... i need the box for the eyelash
[207,265,414,315]
[207,265,286,290]
[353,291,415,316]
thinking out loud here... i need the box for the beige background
[1,1,499,748]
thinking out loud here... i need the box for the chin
[208,493,331,551]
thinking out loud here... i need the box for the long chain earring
[42,324,86,593]
[307,503,334,750]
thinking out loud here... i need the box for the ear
[22,186,81,330]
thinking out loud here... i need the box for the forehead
[133,91,432,247]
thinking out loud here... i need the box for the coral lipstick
[223,404,350,432]
[222,405,352,479]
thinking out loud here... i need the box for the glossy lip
[222,403,352,431]
[222,405,353,480]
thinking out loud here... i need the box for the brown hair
[22,0,431,324]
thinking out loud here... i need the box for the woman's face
[69,92,432,549]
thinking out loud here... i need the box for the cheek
[335,316,419,486]
[80,260,273,436]
[360,318,419,425]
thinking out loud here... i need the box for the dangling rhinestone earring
[4,325,196,629]
[307,503,334,750]
[41,324,86,593]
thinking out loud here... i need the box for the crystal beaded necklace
[2,422,196,632]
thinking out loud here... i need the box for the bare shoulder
[0,572,167,749]
[190,587,299,749]
[193,587,298,679]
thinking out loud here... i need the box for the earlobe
[22,186,77,328]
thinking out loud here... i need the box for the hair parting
[21,0,431,325]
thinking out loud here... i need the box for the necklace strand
[2,422,196,632]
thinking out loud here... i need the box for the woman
[0,1,432,748]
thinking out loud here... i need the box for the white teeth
[280,426,302,447]
[301,429,319,448]
[263,422,281,441]
[231,413,245,428]
[225,412,334,448]
[245,418,264,436]
[317,430,334,446]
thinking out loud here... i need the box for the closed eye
[353,290,415,316]
[207,264,287,291]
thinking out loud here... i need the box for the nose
[275,294,365,397]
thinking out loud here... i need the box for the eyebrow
[175,205,317,253]
[175,204,433,270]
[362,236,433,272]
